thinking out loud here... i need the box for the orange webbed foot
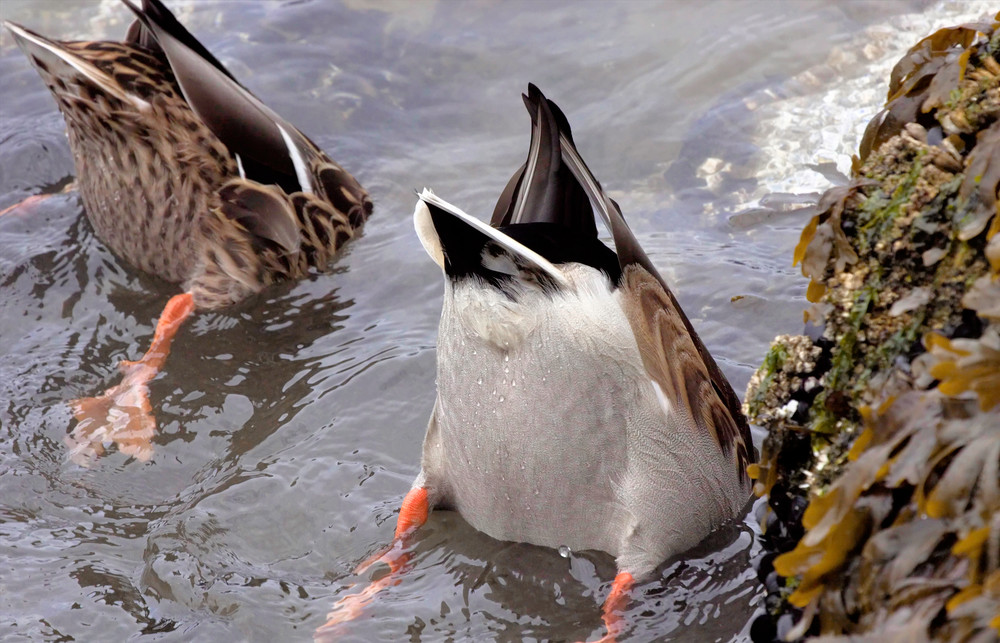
[1,194,53,217]
[314,540,410,639]
[65,292,195,465]
[315,487,430,640]
[1,182,77,217]
[67,366,157,465]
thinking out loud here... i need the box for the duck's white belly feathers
[419,268,748,575]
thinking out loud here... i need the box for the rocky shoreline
[745,13,999,642]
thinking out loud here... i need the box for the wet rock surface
[745,13,1000,642]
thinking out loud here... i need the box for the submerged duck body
[428,261,746,572]
[4,0,370,462]
[5,0,371,309]
[414,86,755,579]
[320,85,757,640]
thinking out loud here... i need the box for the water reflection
[319,508,759,641]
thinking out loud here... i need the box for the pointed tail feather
[4,21,150,111]
[120,0,318,195]
[121,0,237,81]
[491,84,595,235]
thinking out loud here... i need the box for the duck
[4,0,371,463]
[319,84,754,642]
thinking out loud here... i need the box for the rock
[745,12,1000,642]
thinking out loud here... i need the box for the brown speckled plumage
[6,0,371,310]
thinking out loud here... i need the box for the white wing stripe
[417,189,571,289]
[277,123,312,194]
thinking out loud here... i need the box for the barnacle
[746,337,826,503]
[744,335,823,425]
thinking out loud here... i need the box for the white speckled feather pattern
[419,260,748,576]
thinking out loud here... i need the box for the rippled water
[0,1,990,641]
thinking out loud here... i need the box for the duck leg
[0,195,50,217]
[66,291,195,464]
[314,486,430,639]
[583,571,635,643]
[0,181,77,216]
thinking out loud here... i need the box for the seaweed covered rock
[746,13,1000,642]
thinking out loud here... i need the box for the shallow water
[0,1,990,641]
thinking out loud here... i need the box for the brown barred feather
[621,265,755,484]
[5,2,371,310]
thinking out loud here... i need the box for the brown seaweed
[746,12,1000,642]
[858,19,997,164]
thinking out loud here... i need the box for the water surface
[0,1,988,640]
